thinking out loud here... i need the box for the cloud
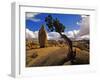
[26,13,39,18]
[26,29,61,40]
[77,15,89,36]
[33,31,38,39]
[63,29,89,40]
[26,29,60,40]
[63,30,79,39]
[63,15,89,40]
[26,13,41,22]
[26,28,88,41]
[47,30,80,40]
[26,28,80,40]
[26,28,36,39]
[80,35,89,40]
[28,18,41,22]
[26,28,38,39]
[47,32,61,40]
[77,35,89,40]
[75,15,90,40]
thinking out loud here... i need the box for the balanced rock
[38,25,47,48]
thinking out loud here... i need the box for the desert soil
[26,46,89,67]
[26,46,69,67]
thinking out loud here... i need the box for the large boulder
[38,25,47,48]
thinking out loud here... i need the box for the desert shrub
[26,39,39,49]
[77,43,89,51]
[72,40,89,51]
[31,52,38,58]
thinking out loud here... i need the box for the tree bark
[59,32,76,62]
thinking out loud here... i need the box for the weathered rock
[38,25,47,48]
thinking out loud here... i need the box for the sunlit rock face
[38,25,47,48]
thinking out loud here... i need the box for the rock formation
[38,25,47,48]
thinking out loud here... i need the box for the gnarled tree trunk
[59,33,76,63]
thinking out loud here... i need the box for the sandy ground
[26,46,69,67]
[26,46,89,67]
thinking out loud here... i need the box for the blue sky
[26,13,82,32]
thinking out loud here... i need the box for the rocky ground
[26,39,89,67]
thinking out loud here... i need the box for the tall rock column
[38,25,47,48]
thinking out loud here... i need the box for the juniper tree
[45,14,76,63]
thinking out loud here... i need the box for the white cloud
[63,29,89,40]
[33,31,38,39]
[77,35,89,40]
[80,35,89,40]
[26,29,61,40]
[26,13,39,18]
[29,18,41,22]
[26,28,38,39]
[63,30,79,39]
[75,15,90,40]
[47,32,61,40]
[74,30,80,35]
[26,28,88,41]
[77,15,89,36]
[26,13,41,22]
[26,28,36,39]
[47,30,79,40]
